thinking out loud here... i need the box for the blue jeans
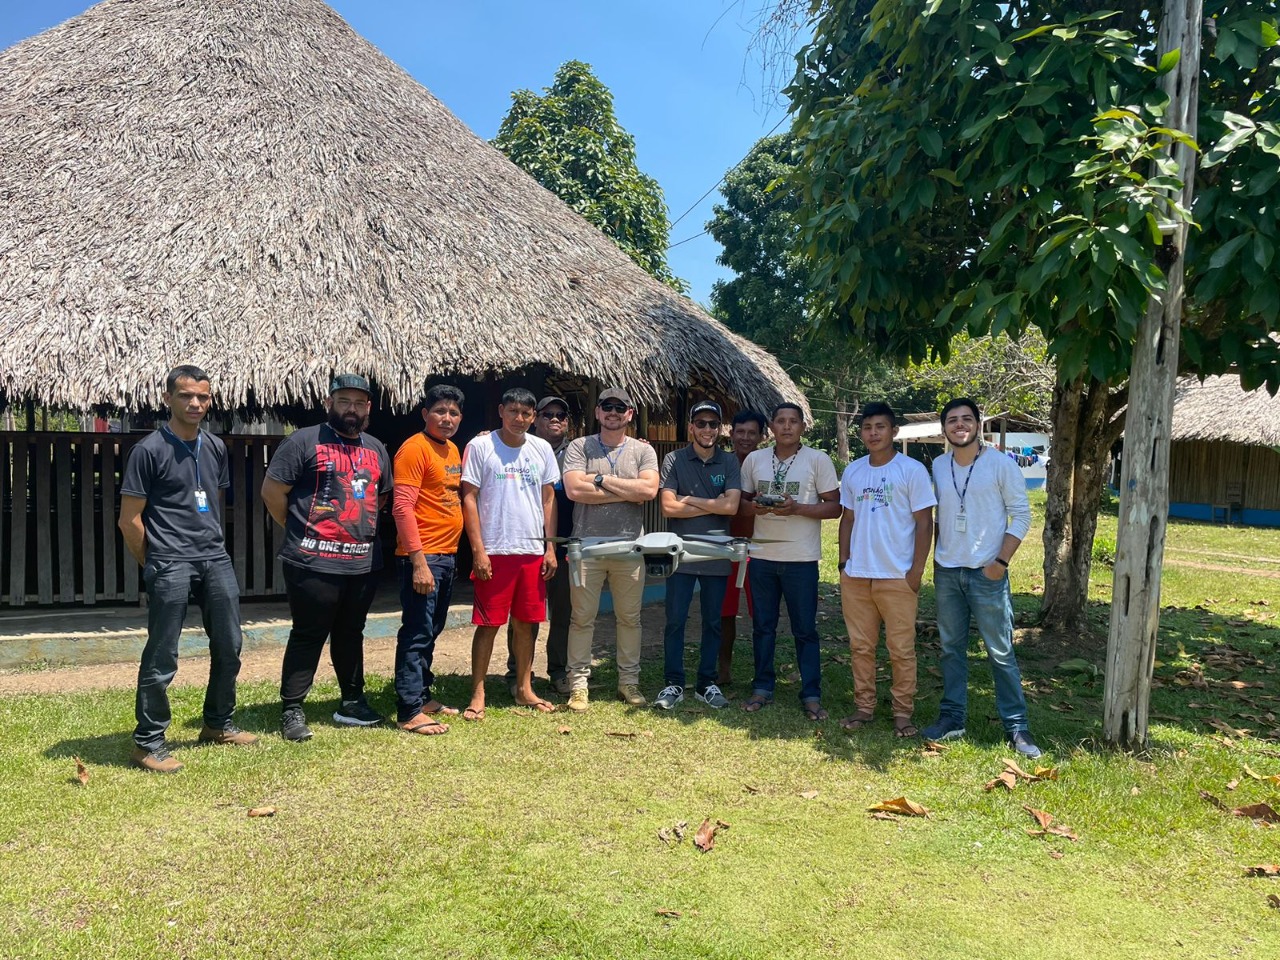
[662,571,729,693]
[394,555,456,722]
[135,555,243,750]
[933,564,1029,733]
[748,559,821,704]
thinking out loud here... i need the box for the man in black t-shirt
[118,365,256,774]
[262,374,393,742]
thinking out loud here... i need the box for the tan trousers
[840,574,919,718]
[567,556,646,687]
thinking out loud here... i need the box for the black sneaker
[333,697,385,727]
[281,705,313,742]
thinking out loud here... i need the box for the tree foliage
[787,0,1278,381]
[494,60,684,290]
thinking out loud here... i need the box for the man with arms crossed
[391,383,466,736]
[562,387,661,711]
[262,374,392,742]
[923,397,1041,758]
[119,365,256,773]
[460,388,559,720]
[504,394,575,698]
[837,403,935,737]
[655,401,741,710]
[738,403,841,720]
[718,409,766,685]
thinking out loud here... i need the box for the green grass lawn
[3,497,1280,959]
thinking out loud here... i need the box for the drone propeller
[683,533,789,545]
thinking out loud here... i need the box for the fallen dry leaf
[693,818,720,852]
[1046,824,1079,841]
[1227,779,1240,791]
[1244,764,1280,785]
[984,771,1018,792]
[673,821,688,841]
[1003,758,1035,780]
[605,731,637,739]
[742,783,761,794]
[1048,701,1074,713]
[1049,850,1064,860]
[1024,806,1054,830]
[1130,786,1141,796]
[73,756,89,787]
[1200,790,1229,812]
[869,811,897,821]
[1243,864,1280,877]
[247,806,276,818]
[657,827,673,845]
[799,789,820,800]
[1033,766,1059,781]
[1209,718,1250,738]
[555,725,572,735]
[655,908,682,918]
[868,796,929,818]
[1269,894,1280,910]
[1232,802,1280,824]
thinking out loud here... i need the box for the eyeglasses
[540,411,568,421]
[332,398,370,411]
[599,402,628,413]
[692,420,721,430]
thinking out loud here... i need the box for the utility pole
[1103,0,1202,750]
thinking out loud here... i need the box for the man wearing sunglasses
[562,387,660,710]
[655,401,741,710]
[503,395,576,698]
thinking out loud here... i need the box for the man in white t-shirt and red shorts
[460,387,560,721]
[836,402,935,737]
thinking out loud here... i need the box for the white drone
[538,532,778,588]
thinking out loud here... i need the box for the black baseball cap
[330,373,372,397]
[690,401,722,420]
[537,395,569,412]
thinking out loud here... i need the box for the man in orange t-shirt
[391,384,466,735]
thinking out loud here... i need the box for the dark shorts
[472,554,546,626]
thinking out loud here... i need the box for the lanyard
[327,424,366,469]
[772,449,799,488]
[596,434,625,474]
[950,444,984,514]
[164,425,204,491]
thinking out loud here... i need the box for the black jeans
[394,554,456,722]
[280,564,379,709]
[134,556,242,750]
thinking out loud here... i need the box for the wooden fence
[1,432,683,608]
[1,432,286,607]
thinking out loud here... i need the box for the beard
[328,408,367,436]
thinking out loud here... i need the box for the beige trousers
[840,574,919,718]
[567,556,646,687]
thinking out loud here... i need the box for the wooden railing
[1,432,286,607]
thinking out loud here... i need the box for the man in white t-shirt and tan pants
[836,403,935,737]
[738,402,841,720]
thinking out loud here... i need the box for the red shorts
[721,560,753,617]
[472,554,546,626]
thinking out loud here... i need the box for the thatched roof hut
[0,0,805,417]
[1172,374,1280,446]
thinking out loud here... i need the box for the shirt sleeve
[119,441,154,499]
[638,442,660,473]
[392,438,426,553]
[375,441,393,496]
[723,455,741,493]
[738,451,758,492]
[1001,456,1033,540]
[265,432,304,485]
[909,460,937,510]
[839,464,857,511]
[816,451,839,494]
[212,437,231,491]
[541,441,560,486]
[460,439,484,488]
[660,451,678,491]
[562,438,587,475]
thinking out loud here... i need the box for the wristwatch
[593,473,604,488]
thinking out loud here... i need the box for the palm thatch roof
[1172,374,1280,447]
[0,0,805,417]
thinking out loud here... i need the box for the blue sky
[0,0,802,307]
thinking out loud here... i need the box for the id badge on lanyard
[195,489,210,513]
[954,513,967,533]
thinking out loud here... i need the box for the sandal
[398,714,449,736]
[894,720,919,738]
[462,706,485,722]
[839,712,875,731]
[514,698,556,714]
[803,700,829,722]
[742,694,772,713]
[423,700,460,716]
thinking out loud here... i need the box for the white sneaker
[653,685,684,710]
[696,684,729,709]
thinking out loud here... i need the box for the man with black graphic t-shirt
[263,374,392,742]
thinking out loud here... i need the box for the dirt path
[1163,557,1280,579]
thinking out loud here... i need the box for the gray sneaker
[653,684,684,710]
[696,684,729,709]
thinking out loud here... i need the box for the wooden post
[1103,0,1201,750]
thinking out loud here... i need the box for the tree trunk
[834,395,851,463]
[1103,0,1200,751]
[1039,376,1120,637]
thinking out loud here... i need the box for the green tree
[786,0,1280,636]
[494,60,684,290]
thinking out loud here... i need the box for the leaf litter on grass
[868,797,929,818]
[1023,805,1078,841]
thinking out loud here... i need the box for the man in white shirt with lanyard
[923,397,1041,758]
[561,387,660,711]
[738,402,841,720]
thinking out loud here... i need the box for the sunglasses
[599,402,629,413]
[692,420,721,430]
[540,410,568,421]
